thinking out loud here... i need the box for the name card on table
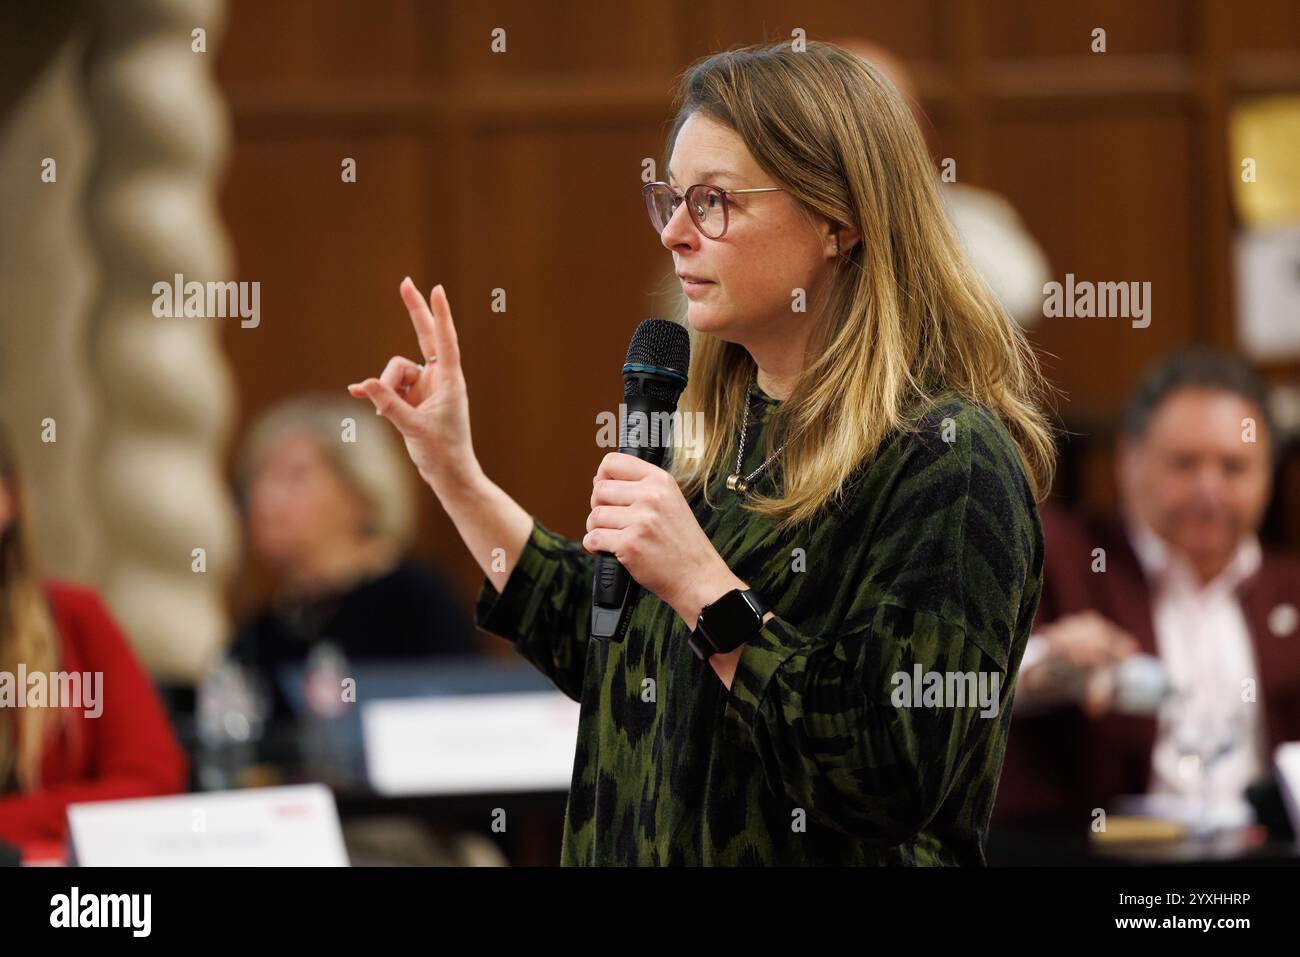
[68,783,349,866]
[362,691,581,796]
[1275,741,1300,834]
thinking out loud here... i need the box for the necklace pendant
[726,473,748,495]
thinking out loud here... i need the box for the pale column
[81,0,239,680]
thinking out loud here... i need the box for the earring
[834,236,840,256]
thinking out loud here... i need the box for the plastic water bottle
[301,641,354,774]
[304,641,350,719]
[195,659,268,790]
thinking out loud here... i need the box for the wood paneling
[214,0,1300,614]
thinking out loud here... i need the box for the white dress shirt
[1124,514,1268,801]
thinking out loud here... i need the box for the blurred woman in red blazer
[0,424,187,863]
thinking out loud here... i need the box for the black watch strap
[689,587,768,660]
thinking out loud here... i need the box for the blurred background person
[217,394,502,866]
[0,422,187,865]
[225,393,481,724]
[995,349,1300,834]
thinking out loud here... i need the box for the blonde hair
[237,393,417,550]
[0,422,65,792]
[661,40,1057,529]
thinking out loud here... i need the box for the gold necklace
[725,378,786,496]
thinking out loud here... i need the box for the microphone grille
[625,319,690,376]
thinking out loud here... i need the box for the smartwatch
[689,587,769,660]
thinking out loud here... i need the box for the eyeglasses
[642,181,785,240]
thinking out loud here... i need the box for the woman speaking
[348,39,1054,866]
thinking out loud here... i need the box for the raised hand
[348,277,478,492]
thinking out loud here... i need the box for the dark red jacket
[994,505,1300,827]
[0,579,188,862]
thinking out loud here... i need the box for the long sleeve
[474,516,596,702]
[0,586,189,851]
[719,401,1042,848]
[721,606,1007,847]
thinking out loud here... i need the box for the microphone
[591,319,691,641]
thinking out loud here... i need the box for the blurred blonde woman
[229,392,480,722]
[227,394,502,866]
[350,40,1055,865]
[0,422,186,864]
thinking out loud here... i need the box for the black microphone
[591,319,691,641]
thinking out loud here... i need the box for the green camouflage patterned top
[474,382,1044,865]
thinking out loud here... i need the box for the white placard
[1275,741,1300,834]
[362,691,580,796]
[68,783,349,867]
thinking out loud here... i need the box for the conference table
[177,657,1300,867]
[180,656,577,866]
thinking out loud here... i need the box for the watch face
[701,589,760,650]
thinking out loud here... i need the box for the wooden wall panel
[992,112,1198,416]
[213,0,1300,618]
[978,0,1192,57]
[219,132,445,422]
[686,1,948,60]
[217,0,435,81]
[1225,5,1300,52]
[455,125,677,525]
